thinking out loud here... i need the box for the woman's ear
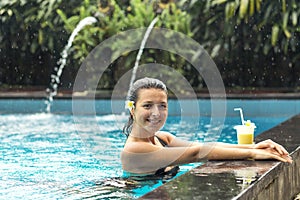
[129,108,134,116]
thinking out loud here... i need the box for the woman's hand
[250,148,293,163]
[253,139,288,155]
[251,139,292,163]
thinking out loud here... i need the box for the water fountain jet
[126,17,159,101]
[45,16,97,113]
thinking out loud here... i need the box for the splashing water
[45,16,97,113]
[126,17,159,100]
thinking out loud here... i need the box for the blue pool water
[0,99,297,199]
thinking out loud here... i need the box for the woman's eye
[143,104,152,109]
[142,104,166,109]
[159,104,167,109]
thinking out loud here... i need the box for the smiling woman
[122,77,169,138]
[121,77,293,176]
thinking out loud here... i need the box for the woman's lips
[147,118,160,125]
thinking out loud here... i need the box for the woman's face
[131,88,168,136]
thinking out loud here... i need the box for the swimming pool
[0,99,298,199]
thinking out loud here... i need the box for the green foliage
[0,0,81,86]
[186,0,300,87]
[57,0,195,90]
[214,0,299,53]
[1,0,299,90]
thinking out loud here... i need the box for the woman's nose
[150,105,160,116]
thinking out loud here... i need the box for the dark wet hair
[122,77,168,137]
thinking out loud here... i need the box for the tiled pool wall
[1,99,300,117]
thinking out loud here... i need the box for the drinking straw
[234,108,245,125]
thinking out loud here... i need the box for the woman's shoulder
[156,131,174,137]
[123,138,158,153]
[155,131,176,144]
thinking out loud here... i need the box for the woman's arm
[206,139,288,155]
[121,143,202,174]
[121,140,292,174]
[159,131,290,158]
[201,143,292,163]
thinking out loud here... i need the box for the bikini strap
[155,135,168,147]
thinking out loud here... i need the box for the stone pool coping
[139,114,300,200]
[0,90,300,99]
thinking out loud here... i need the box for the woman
[121,77,292,175]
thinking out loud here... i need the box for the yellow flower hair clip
[125,100,135,110]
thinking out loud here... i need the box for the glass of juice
[234,120,256,144]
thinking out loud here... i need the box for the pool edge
[236,114,300,200]
[233,146,300,200]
